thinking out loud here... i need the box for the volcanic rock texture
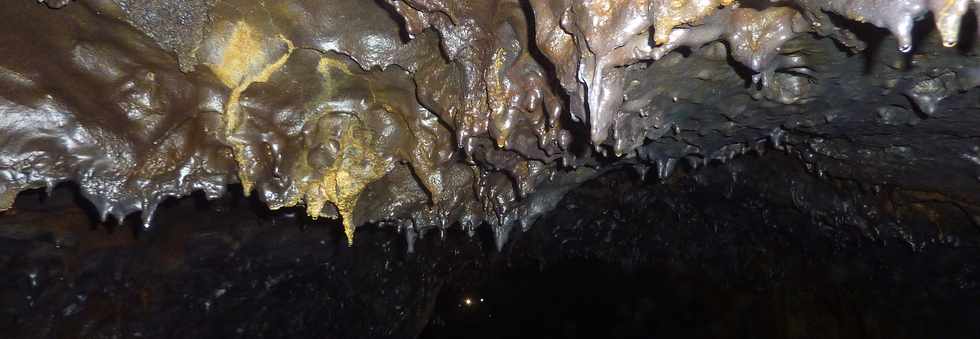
[1,1,980,338]
[2,0,979,247]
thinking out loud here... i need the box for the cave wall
[1,0,978,249]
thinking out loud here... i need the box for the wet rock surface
[1,0,980,337]
[3,0,979,244]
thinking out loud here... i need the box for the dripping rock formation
[1,0,979,338]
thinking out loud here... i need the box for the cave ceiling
[2,0,979,247]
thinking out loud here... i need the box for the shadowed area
[2,152,978,338]
[1,0,979,338]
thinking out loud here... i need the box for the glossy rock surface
[1,0,980,337]
[3,0,979,244]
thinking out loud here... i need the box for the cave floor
[1,152,977,338]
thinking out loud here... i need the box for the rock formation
[2,0,978,250]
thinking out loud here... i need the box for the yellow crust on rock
[211,29,393,245]
[304,90,392,245]
[653,0,736,45]
[209,21,296,195]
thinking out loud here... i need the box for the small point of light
[464,298,472,306]
[479,298,484,302]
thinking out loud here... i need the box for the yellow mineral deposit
[209,21,296,195]
[652,0,735,45]
[12,0,977,250]
[304,113,391,246]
